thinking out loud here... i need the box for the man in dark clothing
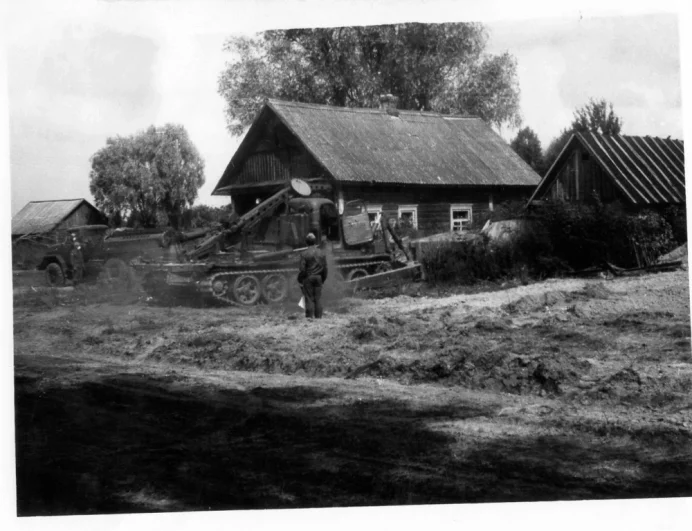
[298,232,328,319]
[69,231,85,284]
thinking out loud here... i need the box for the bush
[528,199,678,270]
[419,199,680,286]
[419,235,535,286]
[661,204,687,245]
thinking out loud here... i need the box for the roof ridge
[267,98,478,119]
[29,198,86,203]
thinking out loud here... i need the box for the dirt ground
[12,270,692,515]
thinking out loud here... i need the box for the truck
[131,179,421,305]
[37,225,187,288]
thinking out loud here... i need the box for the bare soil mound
[503,283,612,314]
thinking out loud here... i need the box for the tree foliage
[544,98,623,171]
[185,204,234,229]
[218,23,522,135]
[510,126,544,174]
[89,125,205,228]
[571,98,623,135]
[543,129,573,174]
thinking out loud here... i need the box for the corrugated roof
[530,132,685,205]
[215,99,540,193]
[11,199,93,236]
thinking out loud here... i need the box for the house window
[366,204,383,227]
[397,205,418,229]
[450,204,473,232]
[368,203,382,224]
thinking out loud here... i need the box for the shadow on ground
[15,371,692,516]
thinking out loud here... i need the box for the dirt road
[13,270,692,514]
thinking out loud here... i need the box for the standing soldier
[69,231,85,285]
[297,232,328,319]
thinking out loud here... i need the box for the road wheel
[233,274,261,305]
[346,268,369,281]
[44,263,65,287]
[211,278,230,298]
[103,258,133,290]
[261,273,289,303]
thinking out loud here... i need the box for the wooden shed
[213,99,540,234]
[528,132,685,207]
[12,198,107,242]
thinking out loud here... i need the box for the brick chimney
[379,94,399,116]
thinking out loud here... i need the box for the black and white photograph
[3,0,691,528]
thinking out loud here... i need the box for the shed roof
[529,132,685,205]
[214,99,540,194]
[11,199,100,236]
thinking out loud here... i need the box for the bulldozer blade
[344,262,422,290]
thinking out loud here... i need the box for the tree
[543,98,623,170]
[510,126,544,174]
[218,23,522,135]
[571,98,623,135]
[185,204,234,229]
[89,124,205,228]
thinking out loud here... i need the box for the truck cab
[37,224,110,286]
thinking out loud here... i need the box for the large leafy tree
[218,23,522,135]
[544,98,623,170]
[89,124,205,228]
[510,126,544,174]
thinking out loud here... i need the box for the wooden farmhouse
[528,132,685,208]
[11,198,107,242]
[213,98,540,234]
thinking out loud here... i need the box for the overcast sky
[4,0,689,216]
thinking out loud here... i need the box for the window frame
[450,204,473,233]
[397,204,418,229]
[366,203,383,217]
[366,203,383,227]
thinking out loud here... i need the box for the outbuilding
[528,132,685,207]
[12,198,107,242]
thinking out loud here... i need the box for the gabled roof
[214,99,540,194]
[11,199,101,236]
[529,132,685,205]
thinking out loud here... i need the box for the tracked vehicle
[132,179,421,305]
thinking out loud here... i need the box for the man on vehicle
[298,232,328,319]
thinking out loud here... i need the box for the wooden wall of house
[233,117,327,187]
[232,180,533,234]
[547,148,619,202]
[342,184,532,233]
[232,179,333,215]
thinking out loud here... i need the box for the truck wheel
[103,258,133,290]
[261,273,289,303]
[233,275,261,305]
[45,263,65,287]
